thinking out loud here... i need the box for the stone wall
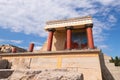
[0,50,102,80]
[0,69,83,80]
[0,44,27,53]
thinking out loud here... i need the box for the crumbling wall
[0,44,27,53]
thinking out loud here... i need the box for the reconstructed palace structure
[42,16,94,51]
[0,16,120,80]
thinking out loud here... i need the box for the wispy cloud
[0,0,119,49]
[34,46,42,50]
[30,41,43,46]
[10,40,23,44]
[0,39,23,44]
[108,15,117,23]
[98,45,108,49]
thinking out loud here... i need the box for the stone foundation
[0,49,102,80]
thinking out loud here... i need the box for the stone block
[0,59,10,69]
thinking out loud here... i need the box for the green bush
[109,56,120,66]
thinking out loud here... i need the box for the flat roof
[45,16,93,30]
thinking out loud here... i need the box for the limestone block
[0,59,9,69]
[9,58,31,69]
[30,57,57,69]
[9,69,83,80]
[0,70,13,79]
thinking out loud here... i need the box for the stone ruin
[0,44,27,53]
[0,16,120,80]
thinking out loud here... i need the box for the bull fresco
[72,32,88,49]
[64,32,88,49]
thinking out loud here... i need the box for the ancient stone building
[0,16,120,80]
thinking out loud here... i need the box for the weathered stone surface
[0,59,9,69]
[8,69,83,80]
[0,70,13,79]
[0,50,102,80]
[0,44,27,53]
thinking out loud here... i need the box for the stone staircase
[103,55,120,80]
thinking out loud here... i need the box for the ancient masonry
[0,16,120,80]
[0,44,27,53]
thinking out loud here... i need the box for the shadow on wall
[54,31,66,51]
[0,59,13,79]
[99,53,115,80]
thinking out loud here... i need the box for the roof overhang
[45,16,93,31]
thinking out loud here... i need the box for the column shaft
[66,28,72,50]
[29,43,34,52]
[12,47,17,53]
[86,24,94,49]
[47,30,54,51]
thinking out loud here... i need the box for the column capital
[65,26,73,30]
[47,28,56,32]
[85,23,93,28]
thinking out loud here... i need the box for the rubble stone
[0,44,27,53]
[0,59,9,69]
[8,69,83,80]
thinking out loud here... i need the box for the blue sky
[0,0,120,57]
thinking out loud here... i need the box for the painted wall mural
[64,31,88,49]
[72,32,88,49]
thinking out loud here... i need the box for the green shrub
[109,56,120,66]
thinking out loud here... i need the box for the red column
[86,24,94,49]
[47,29,55,51]
[12,47,17,53]
[66,26,72,50]
[28,43,34,52]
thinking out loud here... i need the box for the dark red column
[86,24,94,49]
[28,43,34,52]
[12,47,17,53]
[47,28,55,51]
[66,26,73,50]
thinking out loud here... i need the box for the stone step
[107,66,120,70]
[113,74,120,80]
[110,70,120,72]
[103,55,120,80]
[107,67,120,72]
[106,63,115,66]
[0,69,14,79]
[102,69,114,80]
[104,59,111,62]
[104,55,112,60]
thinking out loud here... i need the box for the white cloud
[10,40,23,44]
[98,45,108,49]
[34,46,42,50]
[0,39,4,42]
[108,15,117,23]
[93,19,108,40]
[96,0,115,6]
[0,39,23,44]
[30,41,43,46]
[0,0,119,48]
